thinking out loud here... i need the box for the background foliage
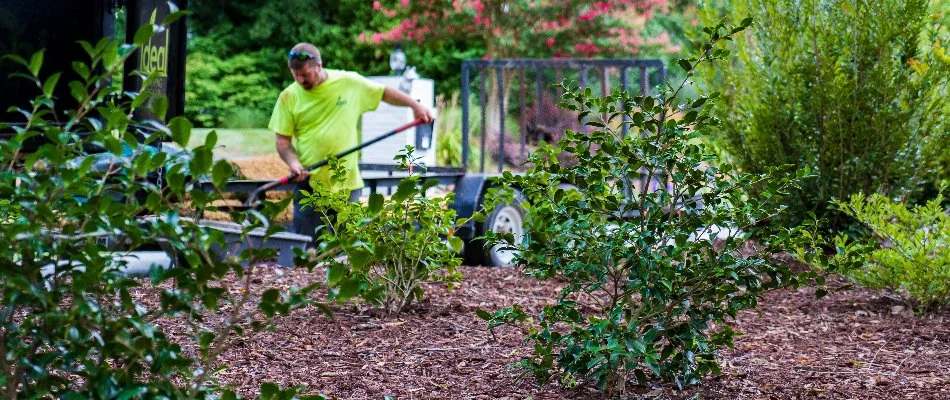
[698,0,950,228]
[184,0,698,128]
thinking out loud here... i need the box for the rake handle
[244,117,427,207]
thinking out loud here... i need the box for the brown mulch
[230,154,291,180]
[140,267,950,399]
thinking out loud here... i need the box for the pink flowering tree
[363,0,670,58]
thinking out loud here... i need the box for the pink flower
[578,10,597,22]
[546,38,556,47]
[373,1,381,10]
[401,0,409,6]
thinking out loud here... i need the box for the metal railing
[461,58,666,173]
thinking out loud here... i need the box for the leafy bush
[185,48,278,128]
[0,16,321,398]
[698,0,950,228]
[834,190,950,311]
[300,149,464,314]
[477,19,810,395]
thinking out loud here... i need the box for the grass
[189,128,274,159]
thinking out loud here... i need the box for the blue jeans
[292,181,361,243]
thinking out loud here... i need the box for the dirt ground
[140,265,950,399]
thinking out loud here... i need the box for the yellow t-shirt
[268,69,385,191]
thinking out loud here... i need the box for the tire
[463,189,526,267]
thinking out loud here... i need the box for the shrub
[834,190,950,312]
[300,148,464,314]
[698,0,950,228]
[0,17,321,398]
[477,18,810,395]
[185,49,278,128]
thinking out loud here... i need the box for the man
[269,42,433,238]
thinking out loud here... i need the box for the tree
[365,0,671,58]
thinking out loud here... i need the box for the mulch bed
[141,266,950,399]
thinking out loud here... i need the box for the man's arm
[381,87,434,123]
[275,133,308,182]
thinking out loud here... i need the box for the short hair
[288,43,322,69]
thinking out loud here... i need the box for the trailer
[0,0,666,268]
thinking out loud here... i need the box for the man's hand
[288,161,309,182]
[276,133,309,182]
[412,104,435,124]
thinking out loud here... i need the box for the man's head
[287,43,323,90]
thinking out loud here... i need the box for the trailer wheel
[464,190,526,267]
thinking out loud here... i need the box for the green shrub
[699,0,950,228]
[185,49,278,128]
[477,19,810,395]
[0,17,321,398]
[300,148,464,314]
[835,190,950,311]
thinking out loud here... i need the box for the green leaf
[643,96,655,110]
[211,160,234,188]
[168,116,192,146]
[677,59,691,73]
[190,148,212,175]
[151,96,169,121]
[260,382,279,399]
[475,308,492,320]
[161,10,191,25]
[28,50,43,76]
[133,23,155,46]
[68,81,87,103]
[682,110,698,125]
[42,72,61,97]
[220,390,239,400]
[349,248,372,270]
[337,279,361,301]
[448,236,463,253]
[204,129,218,147]
[367,193,384,214]
[3,54,27,67]
[326,264,346,286]
[393,177,418,202]
[131,88,151,109]
[472,212,486,223]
